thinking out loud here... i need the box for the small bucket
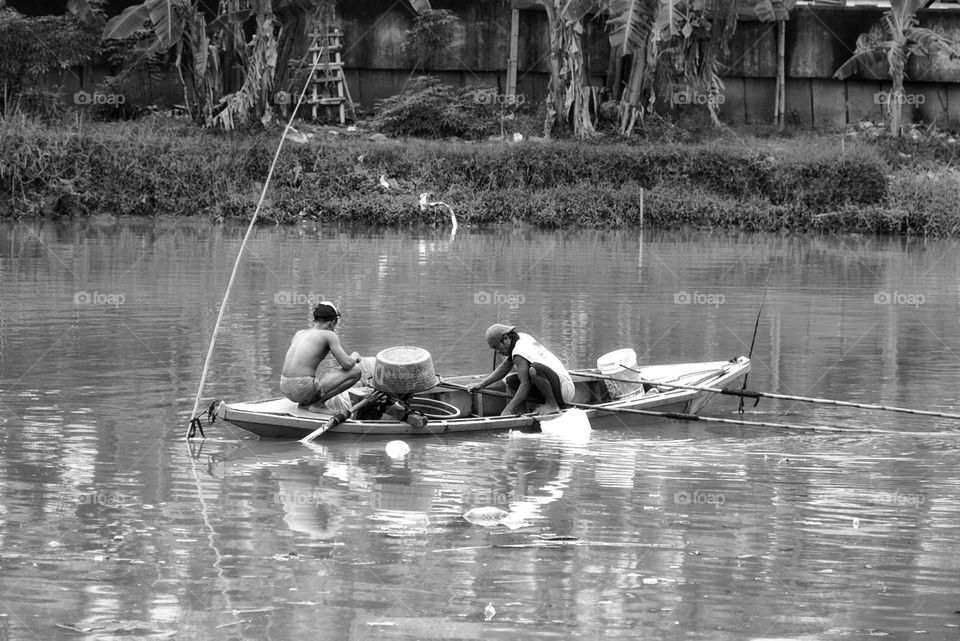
[596,348,644,399]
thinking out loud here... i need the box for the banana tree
[834,0,960,136]
[527,0,775,137]
[606,0,769,135]
[528,0,598,138]
[101,0,326,128]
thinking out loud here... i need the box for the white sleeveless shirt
[511,333,575,403]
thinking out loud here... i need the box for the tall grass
[2,115,958,236]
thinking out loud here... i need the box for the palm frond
[102,3,150,40]
[833,47,890,79]
[606,0,659,57]
[906,26,960,57]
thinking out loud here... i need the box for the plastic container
[373,346,439,396]
[596,348,644,399]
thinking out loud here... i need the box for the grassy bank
[3,115,960,235]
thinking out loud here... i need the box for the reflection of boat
[215,357,750,439]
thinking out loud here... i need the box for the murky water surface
[1,218,960,640]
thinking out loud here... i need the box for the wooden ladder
[307,28,353,123]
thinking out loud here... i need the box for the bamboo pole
[186,51,325,439]
[776,19,785,130]
[507,9,519,99]
[573,370,960,421]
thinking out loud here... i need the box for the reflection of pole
[507,9,519,98]
[638,226,644,283]
[638,187,644,281]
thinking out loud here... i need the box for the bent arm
[475,357,513,389]
[326,333,360,370]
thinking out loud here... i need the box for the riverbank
[3,115,960,235]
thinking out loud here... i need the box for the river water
[1,218,959,640]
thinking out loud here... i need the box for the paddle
[299,391,384,443]
[574,370,960,421]
[565,401,866,433]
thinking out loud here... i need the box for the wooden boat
[214,355,750,439]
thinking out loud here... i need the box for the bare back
[282,328,351,378]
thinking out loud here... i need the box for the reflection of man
[280,302,374,409]
[470,324,575,415]
[274,466,343,540]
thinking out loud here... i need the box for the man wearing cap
[470,324,575,416]
[280,302,373,409]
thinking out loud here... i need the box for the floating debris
[463,507,509,526]
[385,440,410,459]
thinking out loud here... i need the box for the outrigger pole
[575,369,960,422]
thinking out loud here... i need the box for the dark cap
[313,301,341,321]
[485,323,516,348]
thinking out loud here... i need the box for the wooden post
[776,20,785,130]
[506,9,519,98]
[639,187,644,229]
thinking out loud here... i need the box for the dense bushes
[4,117,960,236]
[371,77,512,140]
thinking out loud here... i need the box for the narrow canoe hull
[215,356,750,439]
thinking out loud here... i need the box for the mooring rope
[185,55,324,439]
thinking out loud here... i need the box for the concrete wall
[18,0,960,127]
[340,1,960,129]
[340,0,607,107]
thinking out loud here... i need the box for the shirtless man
[470,323,575,416]
[280,302,369,407]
